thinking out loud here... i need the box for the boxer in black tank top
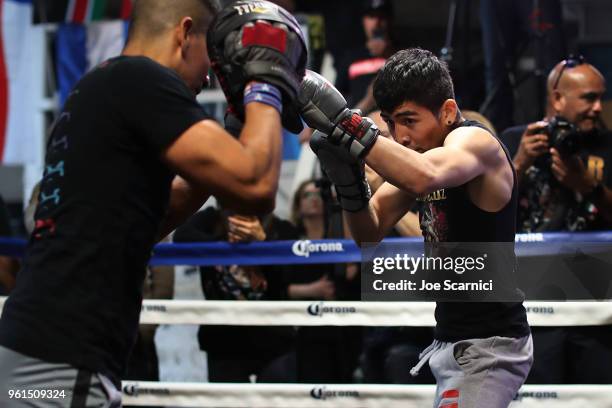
[420,120,529,342]
[340,49,533,407]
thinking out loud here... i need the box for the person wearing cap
[346,0,396,113]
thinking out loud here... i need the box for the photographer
[500,57,612,385]
[501,57,612,232]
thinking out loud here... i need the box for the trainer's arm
[365,127,491,196]
[162,102,282,215]
[344,182,416,246]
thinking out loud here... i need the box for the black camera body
[529,116,582,156]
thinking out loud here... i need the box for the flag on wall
[0,0,42,165]
[34,0,132,24]
[56,20,129,106]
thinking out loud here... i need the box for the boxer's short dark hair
[129,0,220,39]
[374,48,455,115]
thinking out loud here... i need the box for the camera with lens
[529,116,582,156]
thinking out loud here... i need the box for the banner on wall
[55,20,129,105]
[0,0,41,165]
[33,0,132,24]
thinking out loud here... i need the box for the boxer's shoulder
[445,124,500,157]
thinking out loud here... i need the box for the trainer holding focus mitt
[0,1,306,406]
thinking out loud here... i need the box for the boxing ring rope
[0,298,609,326]
[4,232,612,265]
[117,383,612,408]
[1,233,611,407]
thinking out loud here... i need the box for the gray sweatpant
[0,345,121,408]
[411,334,533,408]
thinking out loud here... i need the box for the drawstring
[410,340,444,377]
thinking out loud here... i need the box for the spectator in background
[174,208,298,383]
[347,0,396,113]
[501,57,612,232]
[480,0,565,131]
[500,58,612,385]
[288,180,335,300]
[288,180,362,383]
[294,0,366,101]
[0,195,18,295]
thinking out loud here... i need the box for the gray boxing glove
[298,70,379,158]
[310,130,371,212]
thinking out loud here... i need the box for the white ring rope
[0,298,611,326]
[120,382,612,408]
[1,297,611,406]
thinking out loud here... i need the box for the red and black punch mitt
[207,0,308,133]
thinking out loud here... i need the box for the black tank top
[418,120,530,341]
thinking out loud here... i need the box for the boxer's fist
[298,70,379,158]
[310,130,371,212]
[298,70,350,134]
[207,0,307,133]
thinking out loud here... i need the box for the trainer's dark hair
[373,48,455,115]
[129,0,220,39]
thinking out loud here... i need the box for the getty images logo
[291,240,344,258]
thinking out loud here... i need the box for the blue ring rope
[1,232,611,266]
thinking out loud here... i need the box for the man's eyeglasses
[552,55,586,90]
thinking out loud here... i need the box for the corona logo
[122,384,138,397]
[515,233,544,242]
[310,386,360,400]
[291,240,343,258]
[307,302,356,317]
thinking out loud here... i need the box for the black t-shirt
[501,125,612,232]
[346,47,384,109]
[0,56,209,387]
[418,120,529,341]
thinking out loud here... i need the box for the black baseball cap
[363,0,393,16]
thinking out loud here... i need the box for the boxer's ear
[439,99,459,126]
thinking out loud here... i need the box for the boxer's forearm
[343,204,384,246]
[395,211,422,237]
[366,128,488,196]
[345,181,417,246]
[365,137,436,196]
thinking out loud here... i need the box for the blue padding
[0,237,26,258]
[1,232,612,266]
[151,240,362,266]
